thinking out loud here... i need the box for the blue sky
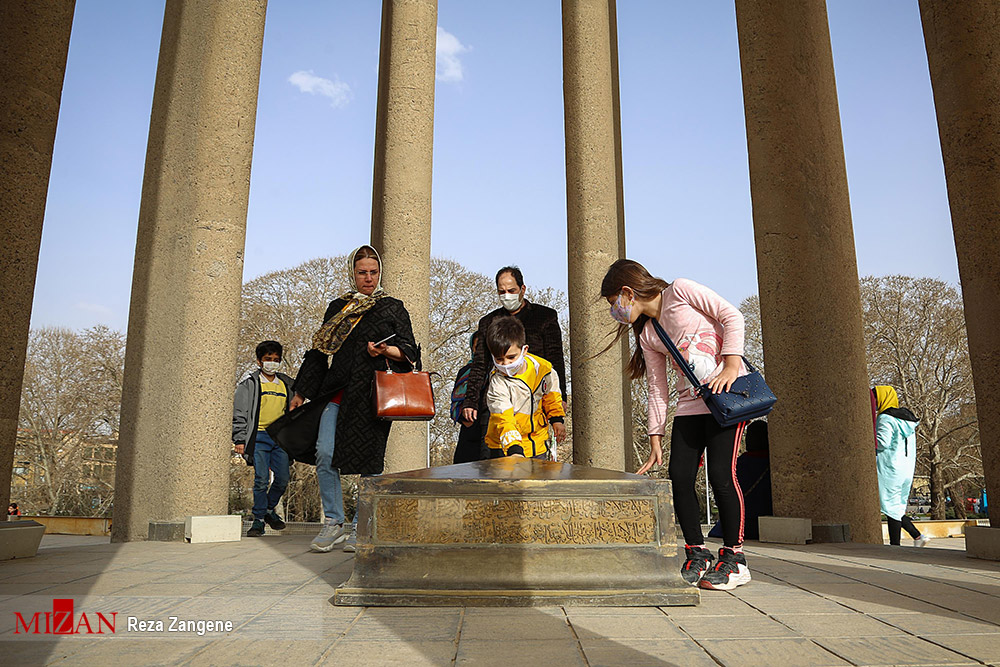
[33,1,956,332]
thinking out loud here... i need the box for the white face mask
[494,346,528,377]
[261,361,280,375]
[499,292,523,312]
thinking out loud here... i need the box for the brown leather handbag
[372,351,436,421]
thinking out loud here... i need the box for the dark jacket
[231,370,295,464]
[282,296,419,474]
[461,301,566,422]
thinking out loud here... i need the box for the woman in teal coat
[873,386,929,547]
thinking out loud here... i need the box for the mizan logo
[14,599,117,635]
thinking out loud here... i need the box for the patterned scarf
[312,245,386,356]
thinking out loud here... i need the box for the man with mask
[461,267,567,455]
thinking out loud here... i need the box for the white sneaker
[700,548,752,591]
[914,534,931,548]
[310,521,346,552]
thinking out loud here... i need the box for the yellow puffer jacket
[484,353,565,458]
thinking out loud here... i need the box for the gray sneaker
[343,527,357,553]
[309,521,346,552]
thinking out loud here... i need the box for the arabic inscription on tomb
[375,497,657,545]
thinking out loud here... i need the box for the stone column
[607,1,636,472]
[112,0,267,542]
[563,0,629,471]
[370,0,437,473]
[0,1,75,513]
[735,0,882,543]
[919,1,1000,529]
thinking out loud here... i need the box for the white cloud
[436,26,469,83]
[288,70,352,108]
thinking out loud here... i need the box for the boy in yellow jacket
[484,317,566,458]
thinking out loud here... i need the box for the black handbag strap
[649,318,757,396]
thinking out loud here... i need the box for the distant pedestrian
[232,341,295,537]
[873,386,929,547]
[7,502,21,519]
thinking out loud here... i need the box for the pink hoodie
[639,278,746,435]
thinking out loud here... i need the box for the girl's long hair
[598,259,670,380]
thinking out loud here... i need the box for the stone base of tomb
[333,457,699,607]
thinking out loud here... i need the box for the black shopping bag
[265,392,336,466]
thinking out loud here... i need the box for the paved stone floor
[1,534,998,666]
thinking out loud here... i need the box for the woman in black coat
[289,245,419,552]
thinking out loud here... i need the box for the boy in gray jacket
[233,341,295,537]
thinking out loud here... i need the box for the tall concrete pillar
[919,1,1000,529]
[0,1,75,514]
[370,0,437,473]
[562,0,629,471]
[112,0,267,542]
[735,0,882,543]
[607,2,636,472]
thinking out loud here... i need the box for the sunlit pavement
[1,534,999,666]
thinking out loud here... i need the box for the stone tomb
[334,457,698,607]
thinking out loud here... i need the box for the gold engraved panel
[375,497,657,546]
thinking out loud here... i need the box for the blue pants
[252,431,289,520]
[316,403,345,524]
[316,402,376,526]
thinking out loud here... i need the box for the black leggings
[887,515,922,545]
[670,414,746,548]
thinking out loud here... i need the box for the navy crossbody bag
[650,318,776,427]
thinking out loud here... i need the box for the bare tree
[15,327,125,515]
[234,255,574,473]
[12,255,579,519]
[739,295,765,372]
[738,278,982,519]
[425,258,508,465]
[234,256,349,521]
[860,275,979,519]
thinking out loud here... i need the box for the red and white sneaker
[699,547,752,590]
[681,545,715,587]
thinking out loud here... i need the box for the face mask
[499,292,523,312]
[610,290,634,324]
[494,346,528,377]
[261,361,280,374]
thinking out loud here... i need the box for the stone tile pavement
[1,534,998,666]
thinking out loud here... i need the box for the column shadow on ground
[4,534,999,666]
[1,536,678,666]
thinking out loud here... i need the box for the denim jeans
[316,402,345,524]
[251,431,289,520]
